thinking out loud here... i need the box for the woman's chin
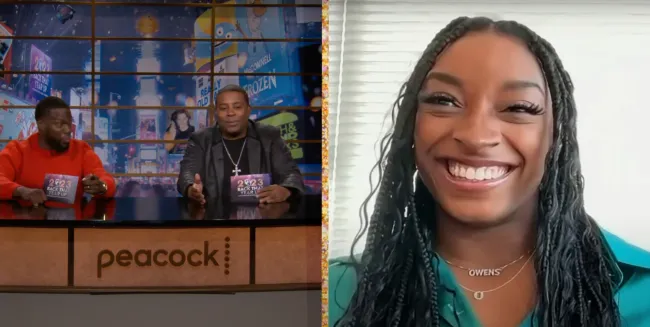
[438,202,510,227]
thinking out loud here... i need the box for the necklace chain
[451,250,536,300]
[223,138,247,175]
[442,250,531,277]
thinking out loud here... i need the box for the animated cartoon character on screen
[214,22,243,59]
[240,0,269,57]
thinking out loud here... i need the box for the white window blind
[328,0,650,259]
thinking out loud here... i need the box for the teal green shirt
[328,230,650,327]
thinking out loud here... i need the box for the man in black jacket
[177,84,304,205]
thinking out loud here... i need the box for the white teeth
[447,161,508,181]
[475,167,485,180]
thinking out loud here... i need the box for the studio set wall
[0,0,322,197]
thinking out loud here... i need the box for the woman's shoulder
[602,229,650,274]
[328,256,359,327]
[601,230,650,323]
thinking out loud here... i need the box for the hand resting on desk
[256,185,291,204]
[82,174,108,195]
[13,186,47,206]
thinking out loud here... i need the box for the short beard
[46,138,69,153]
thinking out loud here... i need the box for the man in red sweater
[0,97,115,206]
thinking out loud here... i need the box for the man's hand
[188,200,206,220]
[257,185,291,204]
[15,186,47,206]
[82,174,107,195]
[187,173,205,205]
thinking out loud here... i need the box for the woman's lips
[437,159,515,192]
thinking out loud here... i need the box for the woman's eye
[424,94,457,106]
[437,97,455,106]
[504,103,544,115]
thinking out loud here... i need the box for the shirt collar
[601,229,650,288]
[435,257,483,326]
[433,229,650,326]
[30,132,76,157]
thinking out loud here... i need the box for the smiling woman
[414,32,552,228]
[328,16,650,327]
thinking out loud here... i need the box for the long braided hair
[334,17,621,327]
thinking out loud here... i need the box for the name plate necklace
[456,250,536,300]
[223,138,247,176]
[442,249,531,277]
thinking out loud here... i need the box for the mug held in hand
[230,173,271,204]
[42,174,79,204]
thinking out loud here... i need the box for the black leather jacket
[177,120,305,201]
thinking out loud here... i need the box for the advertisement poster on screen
[69,91,93,140]
[137,112,159,140]
[211,55,240,95]
[195,75,210,108]
[0,23,14,85]
[0,92,36,140]
[193,3,238,72]
[193,5,240,109]
[192,3,303,114]
[27,45,52,102]
[235,4,302,111]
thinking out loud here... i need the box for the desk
[0,195,321,294]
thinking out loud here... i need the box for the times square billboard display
[0,1,322,196]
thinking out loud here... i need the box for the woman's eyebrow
[425,71,463,89]
[501,80,544,96]
[425,71,544,95]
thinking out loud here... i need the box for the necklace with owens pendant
[457,251,536,300]
[442,249,531,277]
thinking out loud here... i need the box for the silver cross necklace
[223,138,247,176]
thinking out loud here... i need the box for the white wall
[0,291,320,327]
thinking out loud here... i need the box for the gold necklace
[441,249,532,277]
[455,250,536,301]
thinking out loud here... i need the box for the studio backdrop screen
[0,0,322,197]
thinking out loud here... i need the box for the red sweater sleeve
[0,202,15,218]
[81,142,116,198]
[0,141,23,200]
